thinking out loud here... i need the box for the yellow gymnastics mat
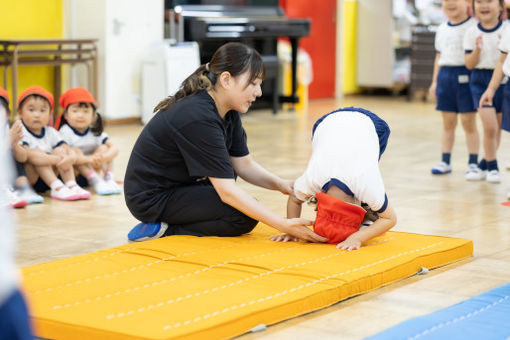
[21,225,473,340]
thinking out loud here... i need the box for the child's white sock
[104,170,115,181]
[86,170,101,185]
[65,180,78,188]
[50,180,65,191]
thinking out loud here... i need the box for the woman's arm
[480,52,506,107]
[209,177,327,242]
[336,203,397,251]
[230,155,292,194]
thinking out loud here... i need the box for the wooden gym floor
[14,95,510,339]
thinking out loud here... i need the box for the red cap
[313,192,367,244]
[59,87,97,109]
[18,86,54,109]
[0,87,9,105]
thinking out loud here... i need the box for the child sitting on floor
[18,86,89,201]
[1,87,43,207]
[271,107,397,250]
[55,87,121,195]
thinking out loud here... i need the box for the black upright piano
[168,1,310,113]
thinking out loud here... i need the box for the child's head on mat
[271,107,397,251]
[124,42,327,244]
[56,87,102,136]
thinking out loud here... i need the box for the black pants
[160,181,258,237]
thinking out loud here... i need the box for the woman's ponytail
[154,64,214,112]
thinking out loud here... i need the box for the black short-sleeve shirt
[124,90,249,221]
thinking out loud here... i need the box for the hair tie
[205,62,210,72]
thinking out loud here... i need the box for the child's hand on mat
[281,218,328,243]
[336,235,362,251]
[270,233,299,242]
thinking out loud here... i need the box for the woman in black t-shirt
[124,42,327,243]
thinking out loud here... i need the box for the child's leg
[459,112,479,158]
[432,112,457,174]
[479,108,501,182]
[441,112,458,155]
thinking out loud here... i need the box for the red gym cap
[313,192,367,244]
[18,86,54,109]
[0,87,9,104]
[59,87,97,109]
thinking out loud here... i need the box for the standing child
[18,86,89,201]
[464,0,507,182]
[271,107,397,251]
[55,87,121,195]
[429,0,480,179]
[480,5,510,196]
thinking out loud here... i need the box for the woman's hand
[279,218,328,243]
[277,178,294,196]
[270,233,299,242]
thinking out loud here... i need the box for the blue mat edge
[366,282,510,340]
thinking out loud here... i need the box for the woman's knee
[224,211,258,236]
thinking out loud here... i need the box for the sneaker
[465,164,486,181]
[486,170,501,183]
[127,222,168,242]
[431,162,452,175]
[105,178,122,195]
[5,187,27,209]
[93,179,114,195]
[51,186,81,201]
[69,184,91,199]
[16,187,44,204]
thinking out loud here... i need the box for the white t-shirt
[21,125,65,153]
[499,24,510,77]
[59,124,108,155]
[0,114,18,305]
[436,17,477,66]
[463,21,506,69]
[293,111,387,212]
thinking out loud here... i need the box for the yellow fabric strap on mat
[21,225,473,340]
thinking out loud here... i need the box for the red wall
[280,0,336,99]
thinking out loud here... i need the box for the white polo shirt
[499,25,510,77]
[59,124,108,155]
[293,110,387,212]
[463,21,506,69]
[436,17,477,66]
[21,125,65,153]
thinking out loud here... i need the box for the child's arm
[26,148,61,166]
[287,195,303,218]
[336,203,397,251]
[97,140,119,163]
[428,53,441,99]
[465,35,482,70]
[53,144,77,168]
[480,52,506,107]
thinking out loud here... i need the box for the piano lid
[177,5,311,40]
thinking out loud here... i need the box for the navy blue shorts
[502,81,510,132]
[470,69,504,113]
[313,106,391,160]
[0,289,32,340]
[436,66,476,113]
